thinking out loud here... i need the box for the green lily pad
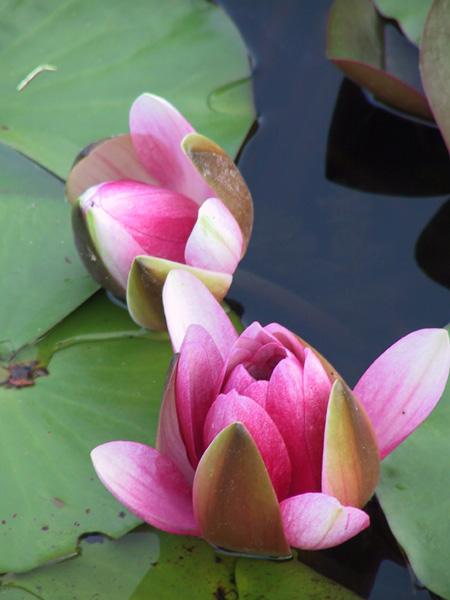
[0,0,254,180]
[0,292,173,573]
[235,552,362,600]
[0,143,98,359]
[1,528,163,599]
[376,327,450,599]
[1,526,361,600]
[372,0,432,46]
[420,0,450,156]
[327,0,432,121]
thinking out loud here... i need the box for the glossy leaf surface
[420,0,450,155]
[0,0,254,179]
[1,526,361,600]
[0,293,172,572]
[373,0,432,45]
[0,143,98,358]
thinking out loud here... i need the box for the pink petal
[80,187,144,291]
[84,179,198,263]
[163,269,238,357]
[222,364,255,395]
[91,441,199,535]
[184,198,243,274]
[156,356,195,484]
[203,391,292,501]
[263,323,307,363]
[129,93,214,202]
[266,350,331,495]
[301,349,333,486]
[176,324,224,468]
[222,322,283,382]
[241,380,270,407]
[247,342,287,379]
[280,493,370,550]
[353,329,450,459]
[66,134,157,206]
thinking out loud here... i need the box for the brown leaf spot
[2,360,49,388]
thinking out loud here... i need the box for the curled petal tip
[280,493,370,550]
[185,197,243,274]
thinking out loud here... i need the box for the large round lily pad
[0,0,254,179]
[0,292,172,573]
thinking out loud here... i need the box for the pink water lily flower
[91,270,450,557]
[67,93,253,330]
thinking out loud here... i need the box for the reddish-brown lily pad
[327,0,432,121]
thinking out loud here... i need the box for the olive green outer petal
[66,134,158,206]
[126,256,232,330]
[72,202,125,298]
[193,422,291,558]
[322,380,380,509]
[181,133,253,256]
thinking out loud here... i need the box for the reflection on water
[327,79,450,197]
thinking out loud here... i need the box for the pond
[217,0,450,598]
[0,0,449,598]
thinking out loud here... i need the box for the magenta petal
[129,93,214,202]
[280,493,369,550]
[203,391,291,501]
[223,322,277,380]
[266,350,331,495]
[222,364,255,395]
[66,134,157,206]
[80,186,144,291]
[86,179,198,263]
[156,356,195,485]
[263,323,307,363]
[163,269,238,356]
[91,441,198,535]
[241,380,269,407]
[176,324,224,467]
[354,329,450,459]
[184,198,243,274]
[301,349,333,484]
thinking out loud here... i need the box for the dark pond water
[216,0,450,598]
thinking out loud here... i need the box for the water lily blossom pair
[67,93,253,330]
[91,270,450,557]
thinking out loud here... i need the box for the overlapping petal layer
[69,93,253,329]
[92,270,450,557]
